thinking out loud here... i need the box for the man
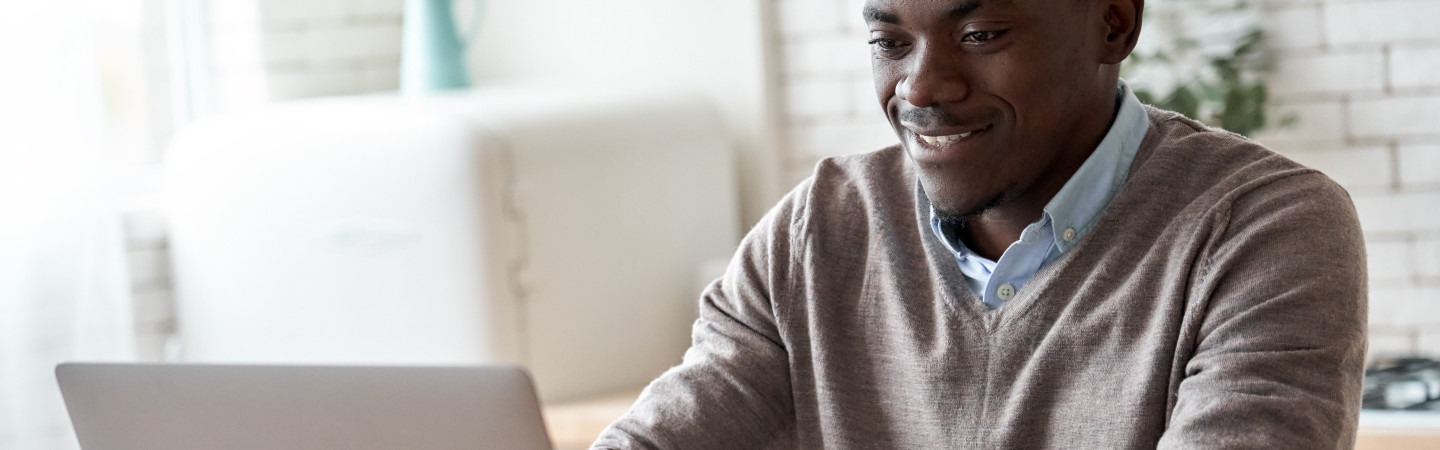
[594,0,1367,447]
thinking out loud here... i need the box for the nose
[896,43,969,108]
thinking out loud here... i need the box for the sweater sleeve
[1157,170,1367,449]
[588,180,807,450]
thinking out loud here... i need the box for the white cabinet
[165,86,740,402]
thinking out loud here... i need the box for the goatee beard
[933,192,1005,231]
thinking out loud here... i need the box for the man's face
[865,0,1115,220]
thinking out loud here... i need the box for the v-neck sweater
[593,107,1368,449]
[931,79,1150,307]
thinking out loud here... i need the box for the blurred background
[2,0,1438,448]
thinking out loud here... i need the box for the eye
[961,30,1004,44]
[868,38,908,53]
[868,37,911,58]
[864,37,910,58]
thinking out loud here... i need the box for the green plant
[1124,1,1293,137]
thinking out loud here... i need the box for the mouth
[903,123,994,164]
[912,124,992,146]
[918,131,972,145]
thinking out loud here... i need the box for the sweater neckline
[911,108,1169,332]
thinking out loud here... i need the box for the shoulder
[745,145,918,273]
[1126,107,1361,266]
[1141,107,1306,180]
[807,145,913,202]
[1131,106,1350,213]
[783,145,917,236]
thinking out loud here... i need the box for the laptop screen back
[55,363,553,450]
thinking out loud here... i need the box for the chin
[920,178,1006,221]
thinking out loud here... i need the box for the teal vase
[402,0,486,93]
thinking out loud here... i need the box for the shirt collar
[1042,79,1149,253]
[927,79,1149,256]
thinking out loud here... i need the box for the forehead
[862,0,1026,24]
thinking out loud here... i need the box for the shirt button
[1062,227,1077,242]
[996,283,1016,301]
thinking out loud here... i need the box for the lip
[906,123,993,162]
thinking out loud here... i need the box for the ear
[1098,0,1143,65]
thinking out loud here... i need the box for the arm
[590,183,807,450]
[1158,171,1367,449]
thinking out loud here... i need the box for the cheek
[986,55,1074,123]
[871,62,901,108]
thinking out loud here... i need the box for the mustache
[898,108,953,129]
[898,107,983,129]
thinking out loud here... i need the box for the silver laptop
[55,363,553,450]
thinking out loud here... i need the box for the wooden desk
[1356,429,1440,449]
[1357,410,1440,450]
[543,389,644,450]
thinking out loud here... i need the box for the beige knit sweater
[593,107,1368,449]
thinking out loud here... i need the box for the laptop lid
[55,363,552,450]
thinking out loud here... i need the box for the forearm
[591,301,794,449]
[1159,172,1367,448]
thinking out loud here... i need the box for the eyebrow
[947,1,984,19]
[863,6,900,24]
[863,0,985,25]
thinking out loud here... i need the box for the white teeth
[918,131,973,144]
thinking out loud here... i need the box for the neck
[958,87,1121,260]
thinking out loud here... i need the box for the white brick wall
[126,0,1440,363]
[771,0,1440,360]
[785,78,857,119]
[1370,287,1440,327]
[1260,2,1440,349]
[1367,240,1411,282]
[1281,146,1393,189]
[1240,0,1440,358]
[1391,46,1440,90]
[782,38,870,77]
[1323,0,1440,45]
[123,210,175,361]
[1368,331,1417,359]
[207,0,402,109]
[788,119,898,159]
[1261,5,1323,50]
[1271,50,1385,96]
[1419,330,1440,359]
[1251,100,1347,144]
[771,0,892,183]
[1351,95,1440,139]
[1353,192,1440,234]
[776,0,845,37]
[1368,237,1440,284]
[1399,144,1440,185]
[1416,238,1440,278]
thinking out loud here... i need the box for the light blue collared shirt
[929,80,1149,309]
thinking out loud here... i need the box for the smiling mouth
[914,124,991,145]
[918,132,971,144]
